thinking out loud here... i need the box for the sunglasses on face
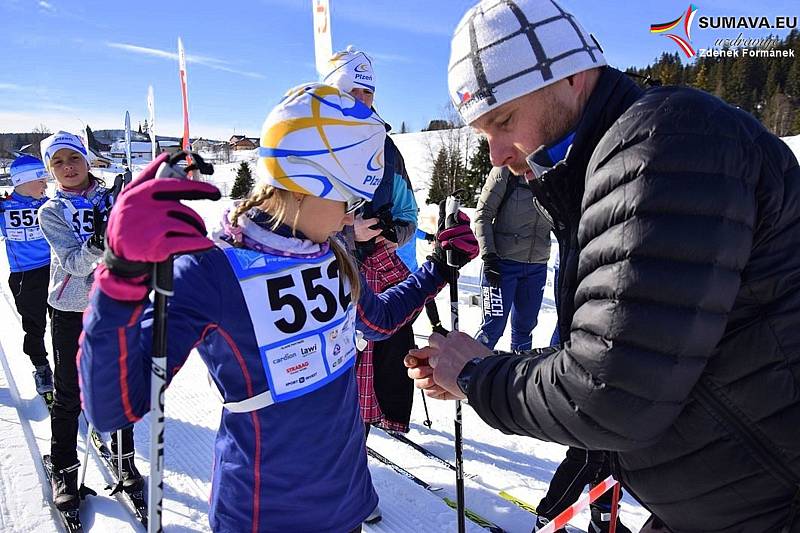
[345,196,366,215]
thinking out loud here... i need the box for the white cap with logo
[40,131,90,169]
[322,45,376,94]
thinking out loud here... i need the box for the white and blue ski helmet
[10,155,48,186]
[256,83,386,203]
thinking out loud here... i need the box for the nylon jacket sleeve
[466,100,758,451]
[357,260,447,341]
[38,201,102,276]
[390,148,419,247]
[474,167,506,257]
[79,252,222,432]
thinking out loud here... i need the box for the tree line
[627,29,800,136]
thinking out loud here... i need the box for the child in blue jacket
[79,83,477,532]
[0,155,52,400]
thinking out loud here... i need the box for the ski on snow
[42,455,83,533]
[383,430,477,478]
[366,446,505,533]
[88,429,148,529]
[382,430,548,521]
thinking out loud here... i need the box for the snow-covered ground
[0,197,642,533]
[0,132,797,532]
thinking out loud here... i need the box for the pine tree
[786,55,800,98]
[400,121,408,134]
[427,147,449,205]
[694,60,713,92]
[85,125,101,152]
[462,137,491,207]
[446,146,466,197]
[230,162,254,199]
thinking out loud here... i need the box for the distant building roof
[110,140,153,153]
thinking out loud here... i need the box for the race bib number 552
[260,261,351,337]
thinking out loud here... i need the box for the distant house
[423,120,454,132]
[160,140,182,155]
[88,149,112,168]
[229,135,258,151]
[193,138,224,152]
[109,141,153,162]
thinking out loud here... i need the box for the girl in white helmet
[78,83,478,532]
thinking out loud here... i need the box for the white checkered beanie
[448,0,606,125]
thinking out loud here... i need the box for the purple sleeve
[356,260,448,341]
[79,252,222,432]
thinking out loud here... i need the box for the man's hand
[482,253,502,287]
[404,331,492,400]
[354,216,382,242]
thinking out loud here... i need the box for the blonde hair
[229,183,361,301]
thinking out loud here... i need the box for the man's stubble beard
[510,88,582,176]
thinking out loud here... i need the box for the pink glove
[437,211,479,263]
[430,203,479,270]
[96,152,221,301]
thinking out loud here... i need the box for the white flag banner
[147,85,156,160]
[313,0,332,77]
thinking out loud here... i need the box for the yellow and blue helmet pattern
[257,83,385,202]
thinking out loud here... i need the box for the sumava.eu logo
[650,4,699,58]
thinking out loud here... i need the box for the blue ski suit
[79,230,447,533]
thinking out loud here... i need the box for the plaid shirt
[356,240,412,432]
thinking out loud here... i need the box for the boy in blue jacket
[0,155,53,402]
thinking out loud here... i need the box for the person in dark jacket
[407,1,800,532]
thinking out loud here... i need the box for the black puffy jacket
[466,67,800,532]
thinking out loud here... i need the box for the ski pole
[420,389,433,428]
[147,151,213,533]
[78,423,97,499]
[109,429,124,495]
[444,194,466,533]
[148,253,172,533]
[413,341,433,429]
[147,160,177,533]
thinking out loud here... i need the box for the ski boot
[364,502,382,525]
[588,504,632,533]
[51,461,80,511]
[33,364,54,394]
[431,322,449,337]
[111,451,145,493]
[532,515,566,533]
[33,365,55,411]
[33,364,54,408]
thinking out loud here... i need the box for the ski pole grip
[445,196,460,268]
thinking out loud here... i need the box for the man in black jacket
[407,1,800,532]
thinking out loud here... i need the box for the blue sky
[1,0,797,139]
